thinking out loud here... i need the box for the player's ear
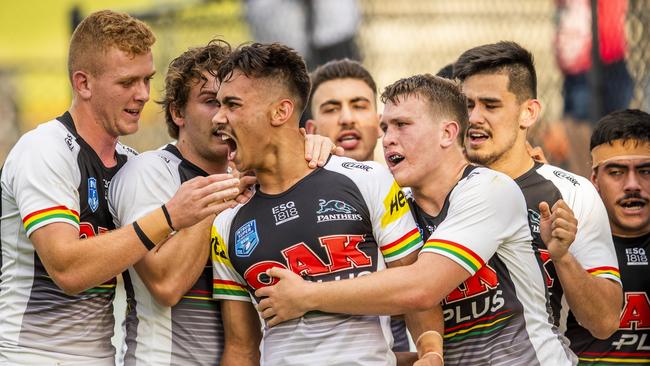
[72,70,91,100]
[169,102,185,128]
[271,99,294,127]
[305,119,318,134]
[520,99,541,129]
[440,120,460,148]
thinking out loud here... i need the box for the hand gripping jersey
[0,112,136,365]
[212,156,423,366]
[567,233,650,365]
[108,144,225,366]
[515,162,621,332]
[411,166,577,366]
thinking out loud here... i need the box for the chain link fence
[2,0,649,168]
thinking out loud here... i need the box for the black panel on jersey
[227,167,375,303]
[515,161,566,326]
[567,233,650,361]
[164,144,209,181]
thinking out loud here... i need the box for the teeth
[220,135,231,141]
[388,154,404,163]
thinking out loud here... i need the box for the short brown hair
[68,9,155,80]
[453,41,537,102]
[309,59,377,112]
[381,74,469,142]
[218,42,310,115]
[159,39,231,139]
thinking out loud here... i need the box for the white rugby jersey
[109,144,225,365]
[0,112,135,365]
[515,162,621,333]
[212,156,423,366]
[414,166,577,366]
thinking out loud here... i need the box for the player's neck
[488,143,535,180]
[256,129,313,195]
[176,139,228,175]
[413,150,468,217]
[69,105,119,168]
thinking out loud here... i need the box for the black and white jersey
[515,162,620,332]
[567,233,650,365]
[109,144,225,365]
[412,165,577,366]
[212,156,423,366]
[0,112,135,364]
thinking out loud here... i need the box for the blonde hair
[68,9,155,80]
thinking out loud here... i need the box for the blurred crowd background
[1,0,649,177]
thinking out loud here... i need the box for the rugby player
[108,39,342,365]
[0,10,237,364]
[256,74,578,365]
[305,59,381,162]
[569,109,650,364]
[453,41,623,339]
[210,43,439,365]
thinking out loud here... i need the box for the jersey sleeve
[211,211,252,302]
[364,164,423,263]
[566,178,621,284]
[108,152,177,227]
[420,171,529,276]
[10,131,81,237]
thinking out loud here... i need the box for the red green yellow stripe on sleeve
[23,206,79,233]
[381,228,423,260]
[587,266,621,281]
[213,279,250,300]
[421,239,484,274]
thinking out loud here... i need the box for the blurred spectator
[245,0,361,70]
[546,0,633,177]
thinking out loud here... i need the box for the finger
[333,146,345,156]
[266,267,290,279]
[266,316,279,328]
[303,130,314,163]
[260,306,276,320]
[201,187,241,208]
[202,173,235,186]
[202,200,237,218]
[539,201,551,219]
[255,286,271,298]
[317,139,331,167]
[300,127,307,137]
[235,189,254,204]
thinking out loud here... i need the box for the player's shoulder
[452,165,523,205]
[323,156,390,179]
[118,145,178,174]
[213,203,247,237]
[15,119,78,156]
[535,163,594,196]
[116,141,138,159]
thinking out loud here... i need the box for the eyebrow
[222,96,242,104]
[477,97,502,104]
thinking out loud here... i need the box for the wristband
[161,204,175,231]
[421,351,444,365]
[133,221,156,251]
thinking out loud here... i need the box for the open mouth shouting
[214,127,238,161]
[466,127,491,147]
[617,194,649,214]
[385,151,405,168]
[337,130,362,150]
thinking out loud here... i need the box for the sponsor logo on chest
[272,201,299,225]
[316,199,362,223]
[626,247,648,265]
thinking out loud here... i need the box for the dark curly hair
[158,39,231,139]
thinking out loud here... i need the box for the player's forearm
[221,345,260,366]
[554,254,623,339]
[136,216,213,306]
[307,262,442,315]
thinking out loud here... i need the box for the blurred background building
[1,0,649,177]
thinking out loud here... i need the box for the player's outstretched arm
[31,174,241,295]
[539,199,622,339]
[301,128,344,168]
[256,253,470,327]
[221,300,262,366]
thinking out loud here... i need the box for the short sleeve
[420,171,529,276]
[211,211,251,302]
[364,165,423,262]
[10,131,81,237]
[567,179,621,284]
